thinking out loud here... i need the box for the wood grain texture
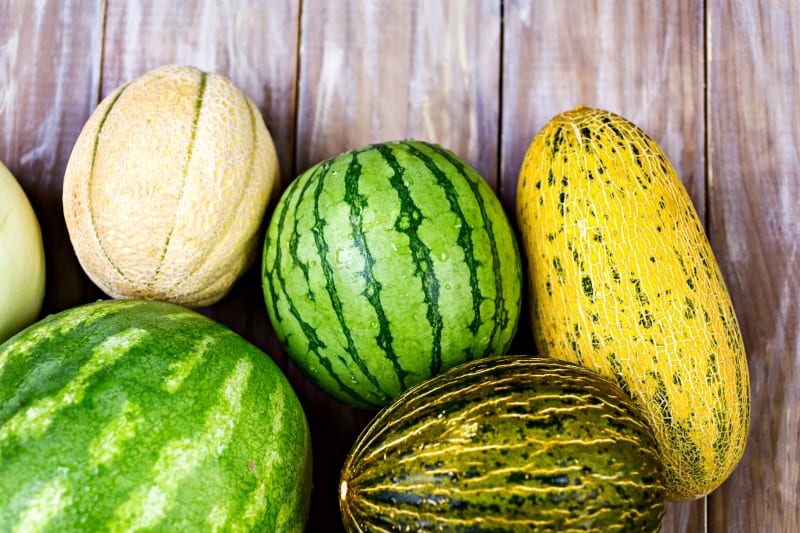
[708,1,800,531]
[293,1,501,528]
[0,0,105,313]
[295,0,501,186]
[501,2,707,531]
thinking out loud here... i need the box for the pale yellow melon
[63,65,278,307]
[0,160,45,342]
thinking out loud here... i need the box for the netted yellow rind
[516,106,750,501]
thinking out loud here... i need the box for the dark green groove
[150,71,208,285]
[310,160,391,403]
[265,163,379,407]
[424,143,513,357]
[87,83,133,284]
[373,143,443,375]
[343,151,409,390]
[400,142,483,337]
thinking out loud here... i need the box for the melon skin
[262,140,522,409]
[0,299,311,532]
[340,355,666,532]
[0,160,45,343]
[62,65,278,307]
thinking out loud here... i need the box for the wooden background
[1,1,797,531]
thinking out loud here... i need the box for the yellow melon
[63,65,278,307]
[0,161,45,342]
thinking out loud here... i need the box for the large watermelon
[0,299,311,532]
[262,140,522,408]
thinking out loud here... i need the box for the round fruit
[340,355,666,532]
[0,160,45,343]
[0,299,311,532]
[262,140,522,408]
[63,65,278,307]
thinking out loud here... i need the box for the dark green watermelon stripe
[148,71,208,286]
[423,143,513,357]
[343,150,409,390]
[264,163,381,408]
[372,143,444,375]
[311,158,391,402]
[87,83,133,285]
[399,142,483,337]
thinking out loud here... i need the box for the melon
[0,299,311,531]
[340,355,666,532]
[262,140,522,408]
[62,65,278,307]
[0,160,45,342]
[516,106,750,500]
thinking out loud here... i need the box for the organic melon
[0,160,45,342]
[340,355,666,532]
[0,299,311,531]
[62,65,278,307]
[516,106,750,500]
[262,140,522,408]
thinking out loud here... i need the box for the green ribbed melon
[340,356,666,532]
[262,140,522,408]
[0,299,311,532]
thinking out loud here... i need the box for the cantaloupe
[63,65,278,307]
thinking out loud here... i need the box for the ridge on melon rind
[0,299,311,532]
[262,140,522,409]
[339,355,666,532]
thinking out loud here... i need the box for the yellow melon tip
[339,480,348,501]
[573,104,587,111]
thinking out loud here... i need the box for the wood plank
[295,0,501,186]
[0,0,105,313]
[500,2,707,531]
[708,1,800,531]
[295,1,501,528]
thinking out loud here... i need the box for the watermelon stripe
[373,143,444,375]
[112,358,251,529]
[311,158,393,400]
[264,163,381,407]
[343,150,409,390]
[87,84,133,285]
[148,70,208,286]
[399,142,483,336]
[0,300,311,532]
[423,143,513,357]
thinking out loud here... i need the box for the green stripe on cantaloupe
[0,300,311,532]
[340,356,666,532]
[516,106,750,501]
[262,140,522,408]
[63,65,278,307]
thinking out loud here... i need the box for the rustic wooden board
[0,0,106,312]
[0,0,796,530]
[708,1,800,531]
[294,1,502,527]
[500,2,707,530]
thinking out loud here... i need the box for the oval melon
[262,140,522,408]
[340,355,666,532]
[62,65,278,307]
[0,299,311,531]
[516,106,750,500]
[0,160,45,342]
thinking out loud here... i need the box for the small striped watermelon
[0,299,311,532]
[262,140,522,408]
[339,355,666,532]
